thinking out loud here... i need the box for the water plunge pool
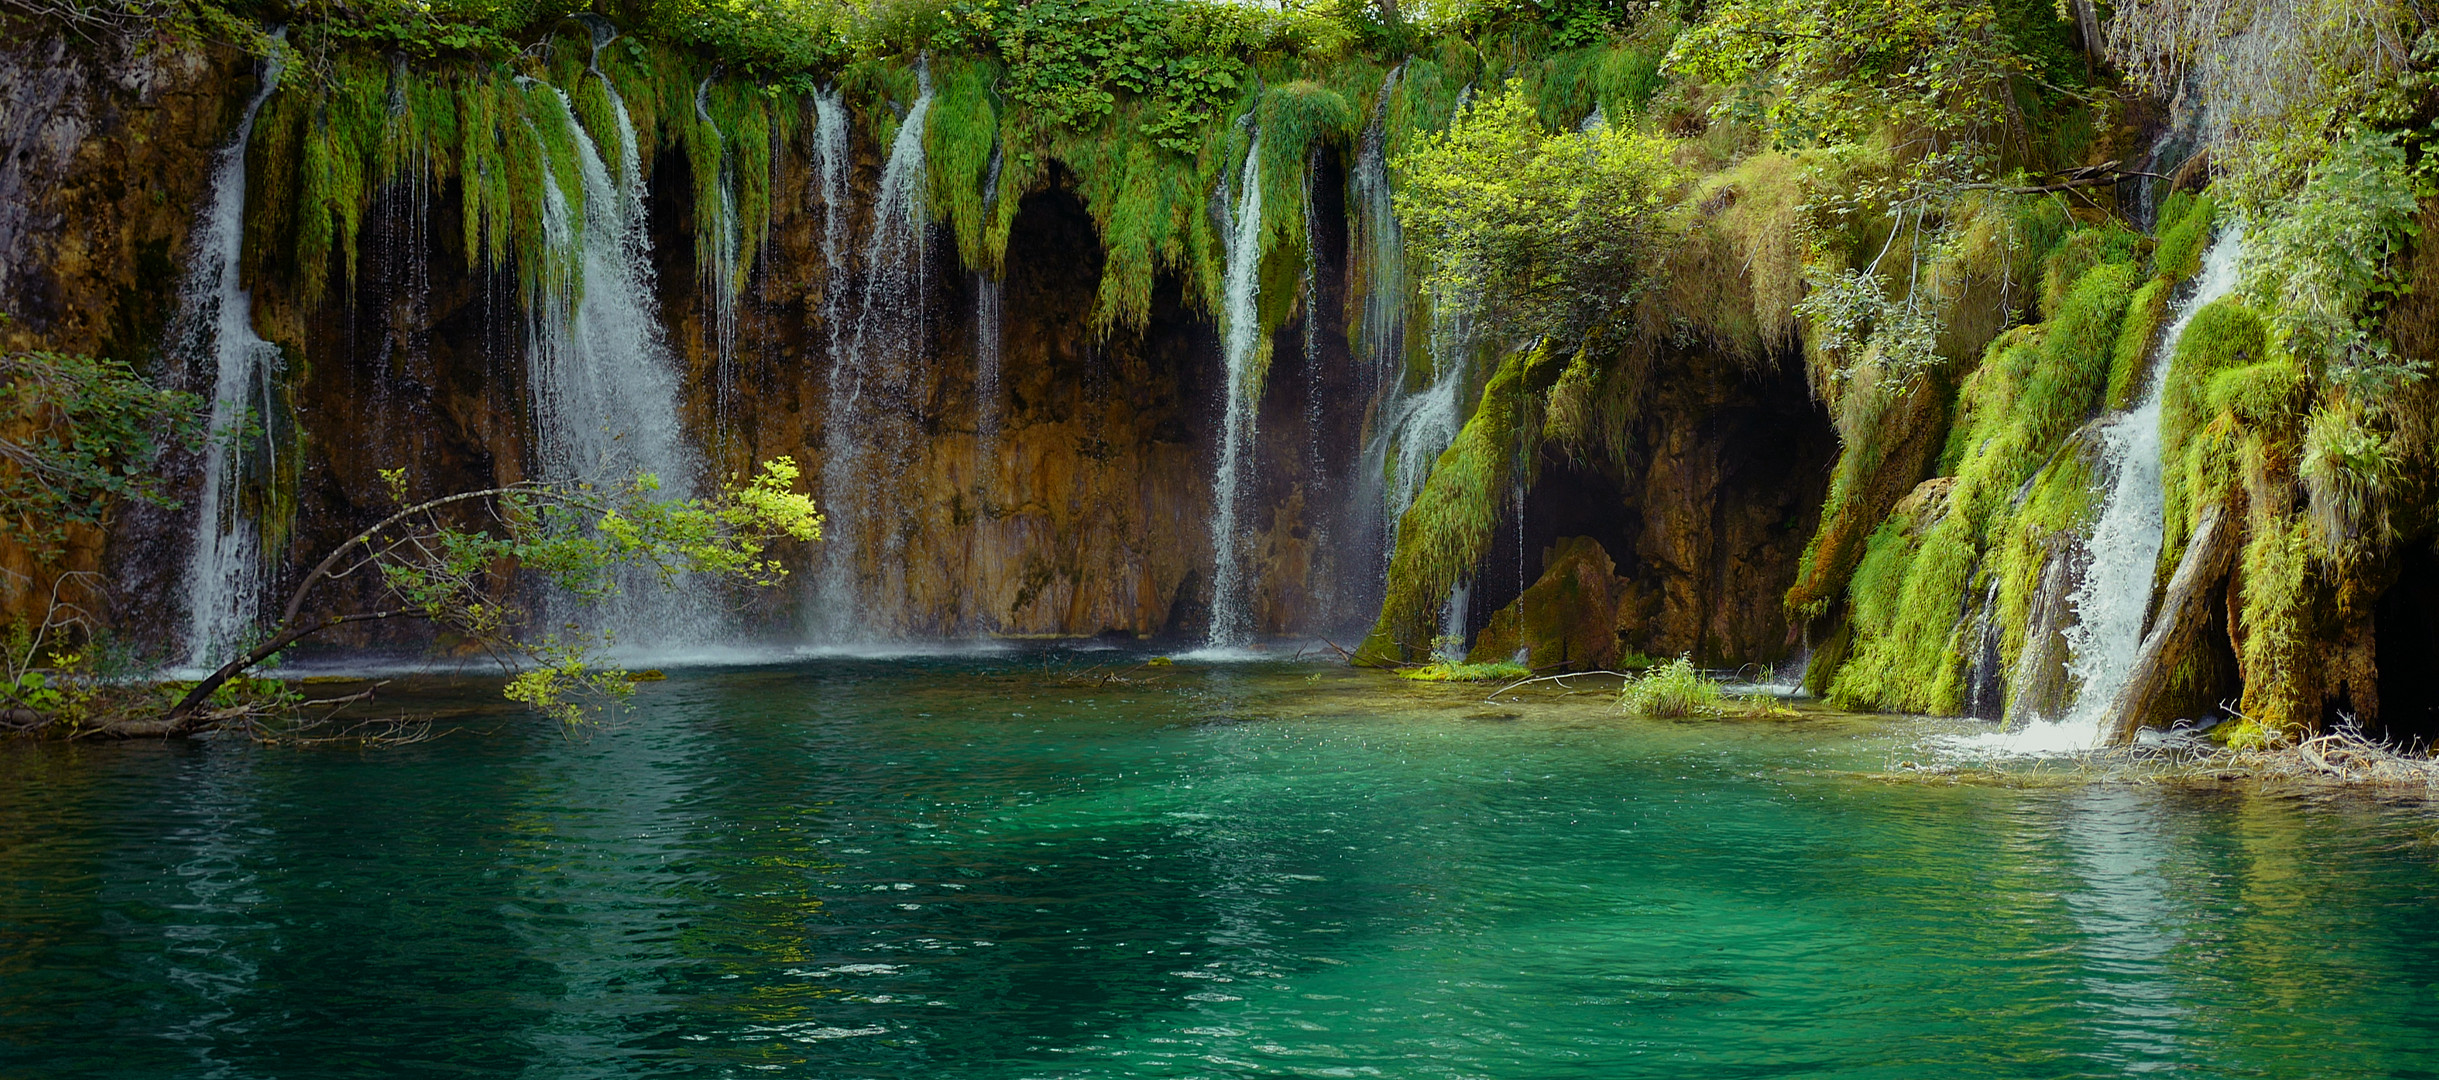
[4,653,2436,1077]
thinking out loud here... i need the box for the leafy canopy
[1393,82,1677,347]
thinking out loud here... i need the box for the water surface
[4,654,2437,1078]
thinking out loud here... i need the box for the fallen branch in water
[1484,670,1635,702]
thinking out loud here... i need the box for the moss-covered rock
[1467,535,1625,671]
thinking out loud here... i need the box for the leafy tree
[1392,82,1678,349]
[0,350,207,561]
[137,459,823,736]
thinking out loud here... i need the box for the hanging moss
[925,57,1003,272]
[2228,514,2319,743]
[2037,223,2143,321]
[1356,338,1569,664]
[2107,278,2172,410]
[2159,299,2272,559]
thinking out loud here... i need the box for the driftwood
[2101,503,2237,745]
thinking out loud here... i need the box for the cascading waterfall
[697,77,743,432]
[813,65,933,641]
[809,83,852,369]
[1356,87,1477,574]
[174,35,287,670]
[523,80,717,649]
[1957,230,2245,754]
[1203,133,1267,649]
[2057,230,2247,734]
[1340,66,1406,614]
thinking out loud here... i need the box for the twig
[1485,669,1634,702]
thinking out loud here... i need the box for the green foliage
[1666,0,2032,149]
[362,458,819,725]
[1829,258,2135,712]
[2158,298,2270,554]
[2299,401,2394,561]
[2240,132,2431,398]
[2108,278,2172,410]
[978,0,1252,137]
[1394,82,1677,348]
[2152,194,2216,281]
[1397,656,1533,681]
[0,351,208,559]
[1618,654,1723,717]
[2105,0,2429,203]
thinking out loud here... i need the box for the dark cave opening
[2374,542,2439,746]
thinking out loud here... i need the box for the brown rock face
[8,39,1831,663]
[0,23,246,624]
[1471,348,1837,668]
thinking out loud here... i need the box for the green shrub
[1619,655,1723,717]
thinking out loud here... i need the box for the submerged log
[2101,503,2237,745]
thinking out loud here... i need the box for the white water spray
[1204,134,1267,649]
[175,36,286,670]
[2060,232,2247,726]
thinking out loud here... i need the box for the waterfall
[1339,66,1407,620]
[1951,230,2245,755]
[1436,580,1470,662]
[974,274,1004,476]
[1356,87,1477,579]
[813,65,933,641]
[973,142,1005,490]
[696,77,742,432]
[523,81,716,650]
[2058,231,2247,734]
[174,35,287,670]
[1203,134,1267,649]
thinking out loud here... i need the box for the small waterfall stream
[1356,88,1476,581]
[809,83,852,395]
[524,78,716,650]
[1955,229,2246,754]
[1203,133,1267,649]
[2058,231,2247,733]
[813,66,933,641]
[174,36,287,670]
[1341,66,1405,614]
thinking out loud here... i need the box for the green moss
[925,57,1004,272]
[1827,258,2134,713]
[1619,655,1725,717]
[2037,224,2143,321]
[2208,357,2306,430]
[1397,658,1532,682]
[2159,299,2271,557]
[2107,277,2172,410]
[2152,195,2217,280]
[1357,338,1569,663]
[2233,514,2317,738]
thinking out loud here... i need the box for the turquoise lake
[4,652,2437,1077]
